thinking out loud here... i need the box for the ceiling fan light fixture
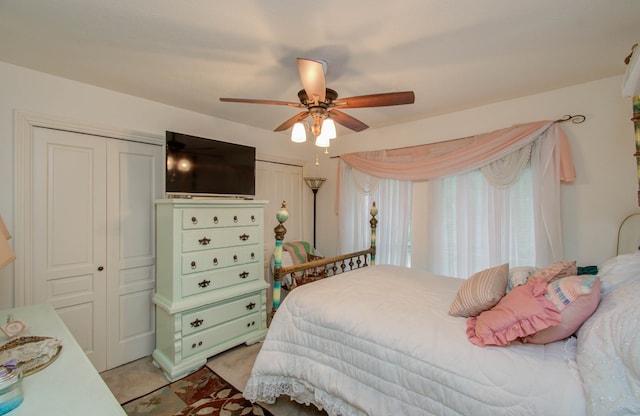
[315,134,330,148]
[321,118,336,140]
[311,114,323,137]
[291,122,307,143]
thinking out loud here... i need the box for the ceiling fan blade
[297,58,326,104]
[330,109,369,132]
[333,91,415,108]
[220,97,303,108]
[273,111,309,132]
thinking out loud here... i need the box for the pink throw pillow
[466,278,562,347]
[522,278,601,344]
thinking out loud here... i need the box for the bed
[244,206,640,416]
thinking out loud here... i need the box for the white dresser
[152,199,268,381]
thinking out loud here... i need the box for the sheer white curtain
[338,160,412,266]
[427,128,564,278]
[427,167,535,278]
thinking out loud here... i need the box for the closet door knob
[97,266,104,271]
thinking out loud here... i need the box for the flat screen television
[165,131,256,198]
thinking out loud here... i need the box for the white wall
[1,60,636,307]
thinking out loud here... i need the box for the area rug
[122,366,273,416]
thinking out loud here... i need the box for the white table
[0,303,125,415]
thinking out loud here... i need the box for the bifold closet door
[31,127,162,371]
[32,128,109,370]
[106,139,163,369]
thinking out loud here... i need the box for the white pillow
[576,277,640,415]
[506,266,538,292]
[597,251,640,295]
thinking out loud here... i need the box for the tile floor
[100,343,326,416]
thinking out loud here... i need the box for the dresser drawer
[181,293,261,336]
[181,245,259,275]
[182,262,262,297]
[182,208,262,229]
[182,312,261,358]
[182,226,259,252]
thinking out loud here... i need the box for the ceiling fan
[220,58,415,145]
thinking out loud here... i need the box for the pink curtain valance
[339,120,575,182]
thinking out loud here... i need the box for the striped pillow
[449,263,509,317]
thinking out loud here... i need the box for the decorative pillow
[466,278,562,347]
[448,263,508,318]
[507,266,538,292]
[597,251,640,295]
[528,260,576,284]
[522,278,600,344]
[544,274,598,311]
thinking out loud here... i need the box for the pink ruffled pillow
[466,278,562,346]
[522,278,600,344]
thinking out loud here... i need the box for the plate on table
[0,335,63,376]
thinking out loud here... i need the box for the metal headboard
[617,212,640,255]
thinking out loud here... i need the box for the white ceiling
[1,1,639,137]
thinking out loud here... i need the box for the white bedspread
[244,265,586,416]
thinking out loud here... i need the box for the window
[427,165,535,278]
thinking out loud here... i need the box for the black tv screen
[165,131,256,198]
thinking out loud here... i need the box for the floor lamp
[304,177,326,248]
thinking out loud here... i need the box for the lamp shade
[291,122,307,143]
[623,46,640,98]
[315,134,330,148]
[321,118,337,140]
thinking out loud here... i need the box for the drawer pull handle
[198,279,211,288]
[191,216,198,225]
[233,255,238,263]
[251,215,256,222]
[246,321,256,328]
[234,215,238,223]
[213,216,218,224]
[250,252,255,260]
[191,261,197,269]
[190,318,203,328]
[239,233,250,241]
[192,341,203,349]
[213,258,218,266]
[239,271,249,279]
[246,302,256,310]
[198,237,211,246]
